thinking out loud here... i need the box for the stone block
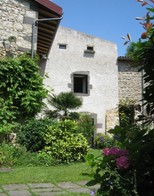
[23,16,35,25]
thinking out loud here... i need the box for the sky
[52,0,148,56]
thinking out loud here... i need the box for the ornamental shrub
[0,143,56,167]
[0,142,15,167]
[77,113,95,146]
[42,120,88,163]
[45,91,82,118]
[119,99,135,127]
[14,148,56,167]
[86,139,135,195]
[86,124,154,195]
[94,133,113,149]
[17,118,54,152]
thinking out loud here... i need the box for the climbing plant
[0,54,47,136]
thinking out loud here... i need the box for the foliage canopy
[45,91,82,117]
[126,0,154,122]
[0,54,47,134]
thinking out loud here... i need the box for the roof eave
[34,0,63,16]
[34,0,63,57]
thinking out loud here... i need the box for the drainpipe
[31,17,63,58]
[141,69,144,116]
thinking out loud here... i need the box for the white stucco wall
[43,26,119,133]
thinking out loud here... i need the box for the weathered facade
[43,26,119,133]
[0,0,35,57]
[0,0,62,57]
[118,57,142,104]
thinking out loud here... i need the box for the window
[69,71,91,96]
[73,74,88,94]
[84,46,95,57]
[87,46,94,51]
[59,44,67,49]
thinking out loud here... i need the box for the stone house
[0,0,63,57]
[43,26,119,133]
[118,56,142,103]
[0,0,142,134]
[118,56,143,120]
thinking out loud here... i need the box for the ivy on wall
[0,54,47,135]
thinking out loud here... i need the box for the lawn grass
[0,148,101,185]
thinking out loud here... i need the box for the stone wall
[105,108,119,132]
[118,57,142,104]
[0,0,38,57]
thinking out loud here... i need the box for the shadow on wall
[39,59,47,77]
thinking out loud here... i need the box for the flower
[100,136,104,143]
[116,156,129,169]
[102,148,111,156]
[141,32,148,39]
[103,147,128,157]
[90,189,95,196]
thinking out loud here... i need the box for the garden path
[0,181,99,195]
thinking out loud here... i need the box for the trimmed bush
[42,120,88,163]
[17,118,54,152]
[17,119,88,164]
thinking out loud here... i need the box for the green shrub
[0,142,56,167]
[46,92,82,117]
[0,142,16,167]
[86,124,154,195]
[77,113,94,145]
[94,133,113,149]
[119,99,135,127]
[11,146,39,167]
[0,55,47,121]
[14,148,56,167]
[42,120,88,163]
[37,151,57,166]
[17,118,54,152]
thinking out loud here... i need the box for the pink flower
[111,148,128,157]
[103,147,128,157]
[116,156,129,169]
[109,147,121,155]
[102,148,111,156]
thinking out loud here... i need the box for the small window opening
[84,46,95,55]
[73,74,88,94]
[59,44,67,49]
[87,46,94,51]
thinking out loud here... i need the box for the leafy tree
[125,0,154,123]
[45,92,82,118]
[86,2,154,196]
[104,1,154,195]
[125,42,138,58]
[0,54,47,136]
